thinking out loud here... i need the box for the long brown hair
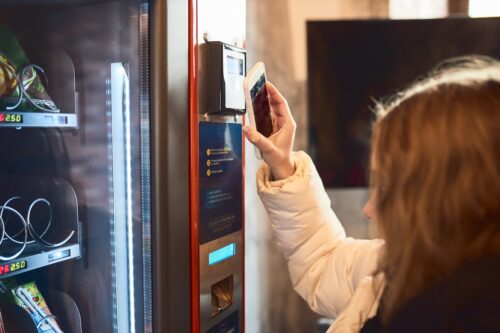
[372,56,500,322]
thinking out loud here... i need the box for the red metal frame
[241,110,246,333]
[188,0,200,331]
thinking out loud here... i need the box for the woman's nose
[363,198,374,221]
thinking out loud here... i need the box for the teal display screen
[208,243,236,266]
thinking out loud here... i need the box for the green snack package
[0,26,59,112]
[11,281,63,333]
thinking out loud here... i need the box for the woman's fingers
[267,82,295,124]
[266,82,286,106]
[244,81,296,180]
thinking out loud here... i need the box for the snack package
[12,281,63,333]
[0,307,5,333]
[0,26,59,112]
[0,54,17,96]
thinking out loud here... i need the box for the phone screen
[250,74,273,137]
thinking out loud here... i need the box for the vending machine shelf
[0,242,81,280]
[0,110,78,129]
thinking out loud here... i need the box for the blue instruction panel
[199,122,242,245]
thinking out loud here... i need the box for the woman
[243,56,500,332]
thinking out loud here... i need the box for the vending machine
[0,0,246,332]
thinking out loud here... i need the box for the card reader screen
[227,55,244,75]
[250,74,273,137]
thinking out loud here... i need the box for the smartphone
[243,62,273,158]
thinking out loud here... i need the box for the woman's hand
[243,82,296,180]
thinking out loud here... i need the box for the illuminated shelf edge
[0,111,78,128]
[0,243,81,280]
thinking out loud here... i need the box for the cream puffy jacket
[257,151,385,333]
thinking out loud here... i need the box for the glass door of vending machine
[0,1,152,332]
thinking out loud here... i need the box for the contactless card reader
[205,41,246,114]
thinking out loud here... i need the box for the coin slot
[211,275,233,318]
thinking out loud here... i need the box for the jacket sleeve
[257,151,384,318]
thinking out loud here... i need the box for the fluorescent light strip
[124,67,136,333]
